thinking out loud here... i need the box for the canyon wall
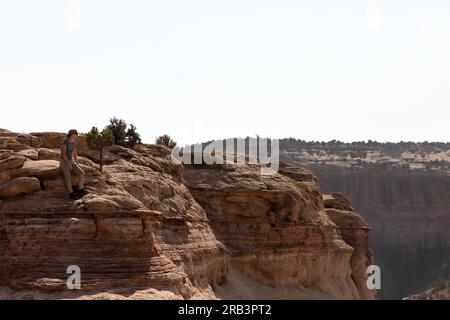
[279,140,450,299]
[305,164,450,299]
[306,164,450,244]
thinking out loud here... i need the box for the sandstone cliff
[0,129,375,299]
[279,139,450,299]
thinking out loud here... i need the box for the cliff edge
[0,129,376,299]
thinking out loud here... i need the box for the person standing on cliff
[60,129,87,200]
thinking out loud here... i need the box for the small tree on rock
[125,124,142,148]
[107,117,142,148]
[107,117,127,146]
[85,127,114,172]
[156,134,177,149]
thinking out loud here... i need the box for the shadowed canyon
[280,139,450,299]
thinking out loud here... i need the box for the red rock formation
[323,192,375,300]
[1,129,225,299]
[0,129,375,299]
[184,162,376,299]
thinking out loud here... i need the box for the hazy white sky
[0,0,449,145]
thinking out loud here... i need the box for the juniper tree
[155,134,177,149]
[125,124,142,148]
[85,127,114,172]
[107,117,142,148]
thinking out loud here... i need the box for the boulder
[38,148,60,161]
[16,134,42,148]
[0,177,41,198]
[0,156,25,172]
[0,137,28,151]
[13,160,60,178]
[17,149,39,161]
[0,129,17,137]
[30,132,65,149]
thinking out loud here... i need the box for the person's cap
[67,129,79,137]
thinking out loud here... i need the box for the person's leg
[72,162,86,190]
[60,160,73,193]
[66,179,73,193]
[79,172,85,189]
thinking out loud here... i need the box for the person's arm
[61,144,72,169]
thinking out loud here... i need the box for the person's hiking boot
[76,188,88,197]
[69,192,81,200]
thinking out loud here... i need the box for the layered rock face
[312,165,450,299]
[0,129,375,299]
[0,129,225,299]
[279,140,450,299]
[184,163,375,299]
[305,164,450,245]
[323,193,374,300]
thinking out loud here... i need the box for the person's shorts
[60,159,85,185]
